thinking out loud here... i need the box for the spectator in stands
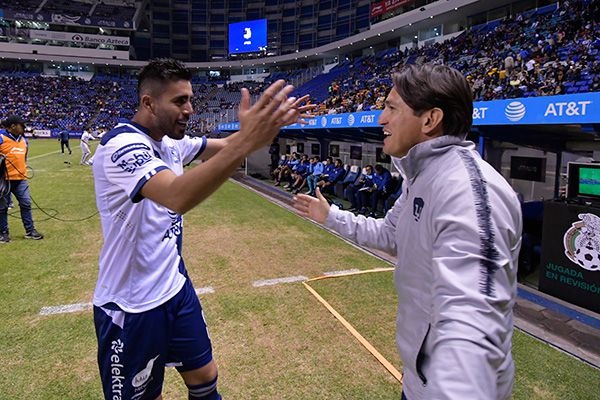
[92,58,312,400]
[294,64,522,400]
[0,115,44,242]
[58,129,72,155]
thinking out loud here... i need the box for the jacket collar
[391,135,474,184]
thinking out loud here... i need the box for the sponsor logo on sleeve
[111,143,151,162]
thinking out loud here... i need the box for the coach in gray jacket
[293,63,522,400]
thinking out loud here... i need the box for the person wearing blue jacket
[317,159,345,194]
[359,164,392,217]
[58,129,72,155]
[305,156,323,195]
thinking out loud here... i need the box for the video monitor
[228,19,267,54]
[566,162,600,201]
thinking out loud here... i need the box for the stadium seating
[0,0,598,133]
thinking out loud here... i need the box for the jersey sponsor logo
[115,151,153,174]
[111,143,151,163]
[163,211,183,241]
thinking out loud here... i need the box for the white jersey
[92,120,207,313]
[81,131,94,144]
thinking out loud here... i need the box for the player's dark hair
[137,58,192,99]
[392,63,473,137]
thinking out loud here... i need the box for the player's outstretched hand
[278,94,318,127]
[293,187,330,224]
[237,80,295,153]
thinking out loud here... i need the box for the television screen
[579,167,600,196]
[566,162,600,201]
[228,19,267,54]
[510,156,546,182]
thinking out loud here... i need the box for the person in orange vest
[0,115,43,243]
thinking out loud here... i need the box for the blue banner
[218,92,600,132]
[0,9,4,18]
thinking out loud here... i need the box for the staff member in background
[80,129,94,165]
[0,115,44,243]
[58,128,72,155]
[294,64,522,400]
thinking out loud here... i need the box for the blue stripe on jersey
[188,136,208,166]
[101,125,137,146]
[101,120,152,146]
[130,165,170,203]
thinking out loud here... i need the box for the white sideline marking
[323,269,360,276]
[39,302,92,316]
[195,286,215,295]
[39,286,215,316]
[28,150,61,160]
[253,276,308,287]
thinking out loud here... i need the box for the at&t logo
[505,101,526,122]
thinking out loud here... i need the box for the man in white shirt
[80,129,94,165]
[93,58,312,400]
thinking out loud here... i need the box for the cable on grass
[3,155,99,222]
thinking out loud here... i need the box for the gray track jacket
[324,135,522,399]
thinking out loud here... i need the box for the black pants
[61,140,71,154]
[402,392,408,400]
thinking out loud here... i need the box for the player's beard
[156,113,186,140]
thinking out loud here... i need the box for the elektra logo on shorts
[110,339,125,400]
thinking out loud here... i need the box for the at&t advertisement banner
[218,92,600,132]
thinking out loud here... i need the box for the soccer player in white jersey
[92,58,312,400]
[80,129,94,165]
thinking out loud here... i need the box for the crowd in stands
[0,0,137,20]
[311,0,600,114]
[271,153,401,217]
[0,0,599,133]
[0,72,136,133]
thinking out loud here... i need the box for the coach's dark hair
[137,58,192,98]
[392,63,473,137]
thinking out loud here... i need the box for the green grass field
[1,139,599,399]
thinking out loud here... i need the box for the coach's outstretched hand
[237,80,316,154]
[237,80,293,152]
[293,187,330,224]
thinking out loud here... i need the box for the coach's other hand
[237,80,295,153]
[293,187,330,224]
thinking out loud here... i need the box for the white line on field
[252,276,308,287]
[39,302,92,316]
[323,269,360,276]
[195,286,215,295]
[28,150,61,160]
[39,286,215,316]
